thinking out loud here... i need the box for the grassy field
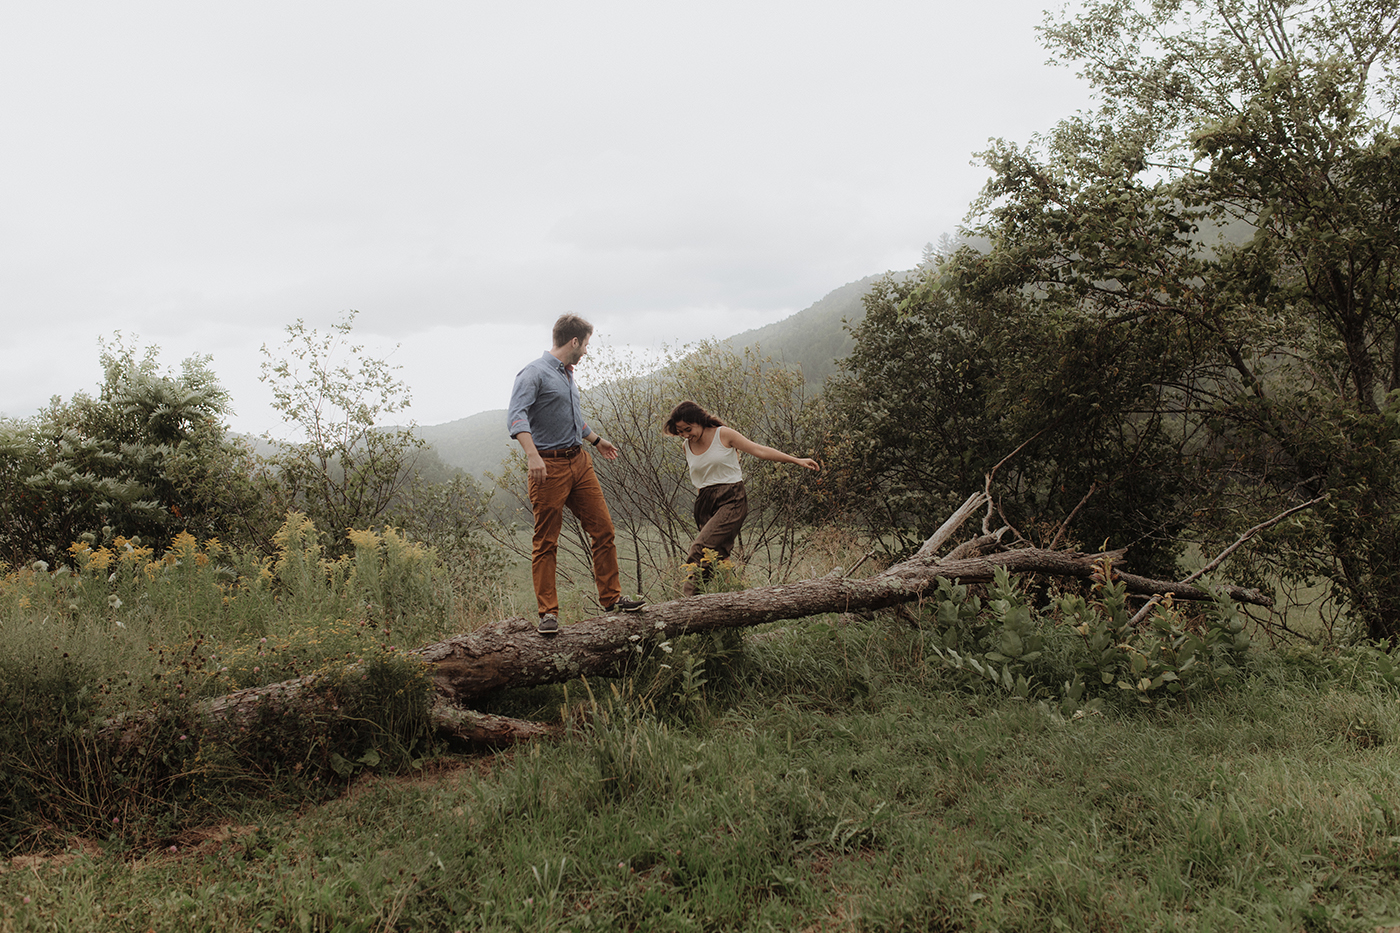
[5,624,1400,930]
[3,523,1400,931]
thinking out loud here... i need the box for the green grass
[5,618,1400,932]
[5,522,1400,930]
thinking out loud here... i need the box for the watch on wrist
[590,435,602,446]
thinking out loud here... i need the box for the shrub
[921,564,1254,714]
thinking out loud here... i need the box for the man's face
[563,335,590,366]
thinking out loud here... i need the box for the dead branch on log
[1188,496,1327,584]
[944,529,1010,562]
[1049,483,1097,550]
[914,492,988,559]
[430,705,562,746]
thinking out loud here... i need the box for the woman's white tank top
[684,432,744,489]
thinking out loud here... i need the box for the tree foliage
[0,337,273,565]
[918,0,1400,639]
[827,273,1191,574]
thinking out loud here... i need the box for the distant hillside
[723,273,885,391]
[412,408,517,480]
[419,274,895,478]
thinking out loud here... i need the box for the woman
[663,400,820,595]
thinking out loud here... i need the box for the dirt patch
[153,823,263,861]
[337,750,508,805]
[6,836,103,873]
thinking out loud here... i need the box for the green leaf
[329,752,353,777]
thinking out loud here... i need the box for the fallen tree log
[418,545,1272,711]
[104,531,1275,749]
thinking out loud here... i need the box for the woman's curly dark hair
[664,400,726,436]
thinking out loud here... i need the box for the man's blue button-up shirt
[507,352,592,451]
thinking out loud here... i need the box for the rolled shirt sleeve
[507,363,539,439]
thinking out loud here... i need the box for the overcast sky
[2,1,1091,438]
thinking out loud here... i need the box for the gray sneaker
[537,613,560,635]
[604,596,647,613]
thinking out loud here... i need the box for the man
[508,314,645,634]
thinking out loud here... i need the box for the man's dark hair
[664,400,727,436]
[553,314,594,348]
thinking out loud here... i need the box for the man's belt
[538,445,582,459]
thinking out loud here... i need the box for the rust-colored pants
[528,450,621,617]
[683,481,748,596]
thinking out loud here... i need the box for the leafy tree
[936,0,1400,638]
[573,345,697,593]
[0,337,273,564]
[656,341,824,578]
[260,311,426,552]
[388,467,508,617]
[827,273,1191,573]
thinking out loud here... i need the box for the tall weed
[0,511,464,851]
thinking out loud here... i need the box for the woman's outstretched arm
[718,427,820,471]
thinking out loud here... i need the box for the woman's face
[674,420,704,442]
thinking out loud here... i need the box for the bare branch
[1049,482,1098,550]
[1125,495,1326,626]
[1181,496,1327,587]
